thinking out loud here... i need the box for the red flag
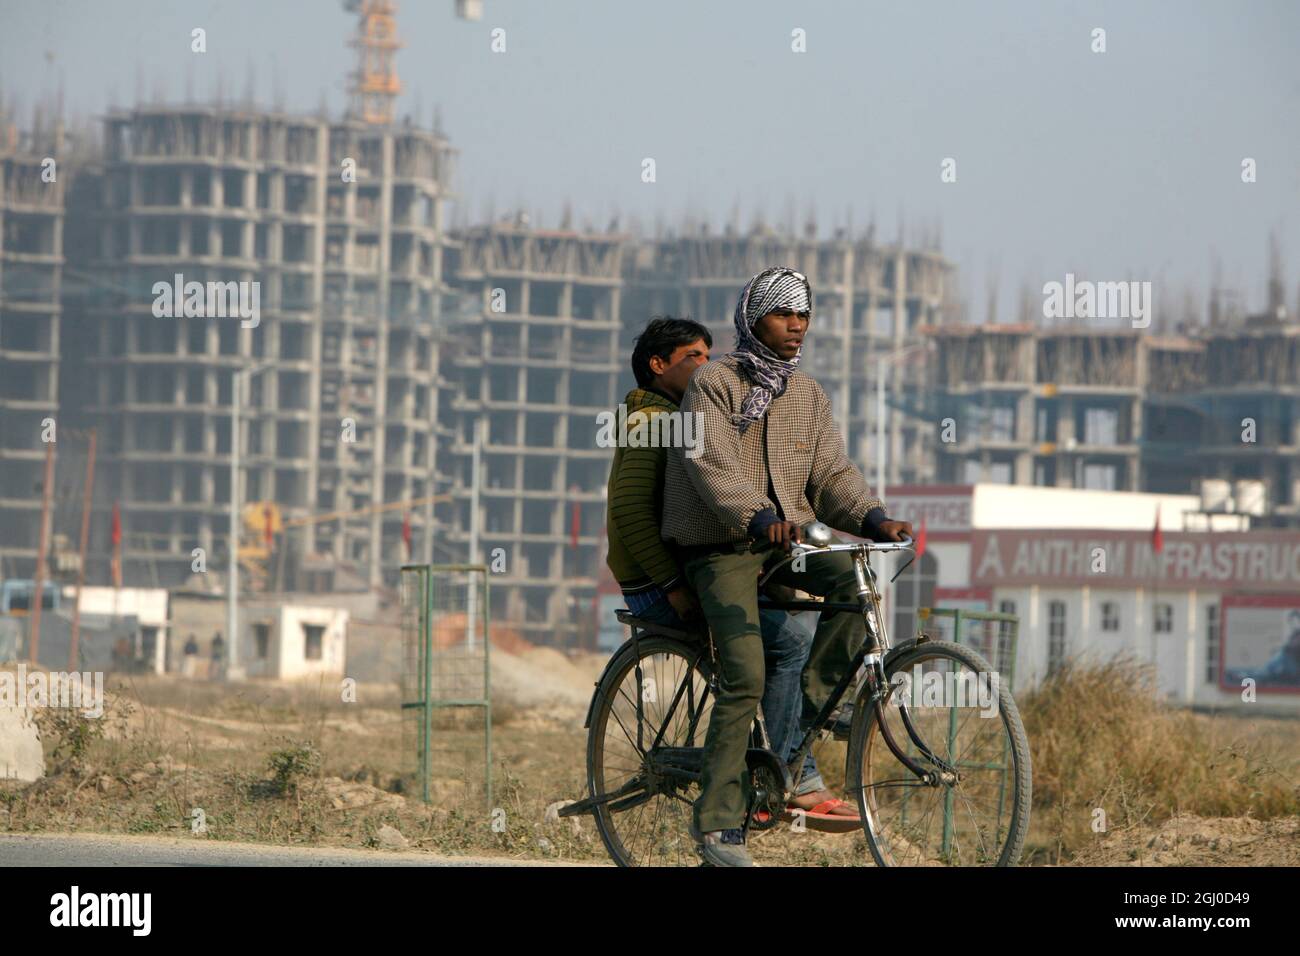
[401,511,413,557]
[263,503,274,549]
[914,517,927,559]
[570,499,581,550]
[110,501,122,588]
[1152,504,1164,554]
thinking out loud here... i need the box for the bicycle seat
[615,608,707,642]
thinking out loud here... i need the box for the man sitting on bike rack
[662,267,913,867]
[605,317,836,821]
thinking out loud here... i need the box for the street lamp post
[227,362,274,681]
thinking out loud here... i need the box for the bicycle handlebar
[789,534,914,555]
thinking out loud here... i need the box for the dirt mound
[432,613,532,655]
[320,776,406,812]
[1071,813,1300,866]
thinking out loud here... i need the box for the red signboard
[970,529,1300,593]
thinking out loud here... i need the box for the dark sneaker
[689,821,755,867]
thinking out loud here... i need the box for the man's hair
[631,316,712,387]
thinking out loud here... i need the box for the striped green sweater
[604,387,681,595]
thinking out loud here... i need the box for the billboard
[1220,596,1300,695]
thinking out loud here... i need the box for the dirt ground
[1,651,1297,867]
[1070,813,1300,866]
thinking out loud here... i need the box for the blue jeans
[634,597,823,794]
[758,608,824,795]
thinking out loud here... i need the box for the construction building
[0,120,66,579]
[55,104,457,589]
[929,309,1300,527]
[930,325,1147,491]
[1145,313,1300,524]
[440,217,625,646]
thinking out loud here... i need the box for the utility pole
[876,356,887,498]
[28,439,56,665]
[227,363,273,681]
[69,428,97,670]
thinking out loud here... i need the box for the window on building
[254,623,271,660]
[1083,406,1119,445]
[1204,604,1220,684]
[1100,601,1120,632]
[1082,463,1117,491]
[303,624,324,661]
[1047,600,1067,675]
[988,406,1015,442]
[892,553,937,645]
[1153,602,1173,634]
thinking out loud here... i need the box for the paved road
[0,832,597,867]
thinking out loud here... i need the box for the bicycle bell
[803,521,834,547]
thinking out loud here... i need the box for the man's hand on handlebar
[763,520,803,553]
[875,519,913,543]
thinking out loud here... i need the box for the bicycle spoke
[856,646,1027,866]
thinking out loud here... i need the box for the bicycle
[560,522,1032,867]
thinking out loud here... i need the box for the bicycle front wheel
[846,640,1032,866]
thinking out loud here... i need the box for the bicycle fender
[882,635,930,672]
[584,635,641,729]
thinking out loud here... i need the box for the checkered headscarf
[728,267,812,433]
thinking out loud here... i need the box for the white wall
[989,585,1299,712]
[971,485,1241,532]
[275,605,347,679]
[72,587,169,674]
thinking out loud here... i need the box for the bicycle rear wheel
[846,640,1032,866]
[588,635,715,867]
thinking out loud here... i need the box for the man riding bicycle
[662,267,912,867]
[605,316,839,822]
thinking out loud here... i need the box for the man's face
[650,338,710,401]
[754,308,810,360]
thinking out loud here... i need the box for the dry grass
[1018,655,1300,863]
[3,655,1297,866]
[0,673,603,862]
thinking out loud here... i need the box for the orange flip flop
[781,798,862,834]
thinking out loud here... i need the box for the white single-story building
[879,484,1300,713]
[233,601,348,680]
[169,592,349,680]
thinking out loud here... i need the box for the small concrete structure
[0,700,45,785]
[170,591,347,680]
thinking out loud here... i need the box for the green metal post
[421,566,434,805]
[483,571,492,811]
[940,609,961,859]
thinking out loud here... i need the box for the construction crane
[344,0,483,126]
[240,494,452,591]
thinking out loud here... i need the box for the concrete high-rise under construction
[0,121,66,579]
[56,105,457,589]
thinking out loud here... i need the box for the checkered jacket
[661,356,885,546]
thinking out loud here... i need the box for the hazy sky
[2,0,1296,321]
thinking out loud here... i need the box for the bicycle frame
[640,538,955,790]
[758,538,959,791]
[564,535,961,825]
